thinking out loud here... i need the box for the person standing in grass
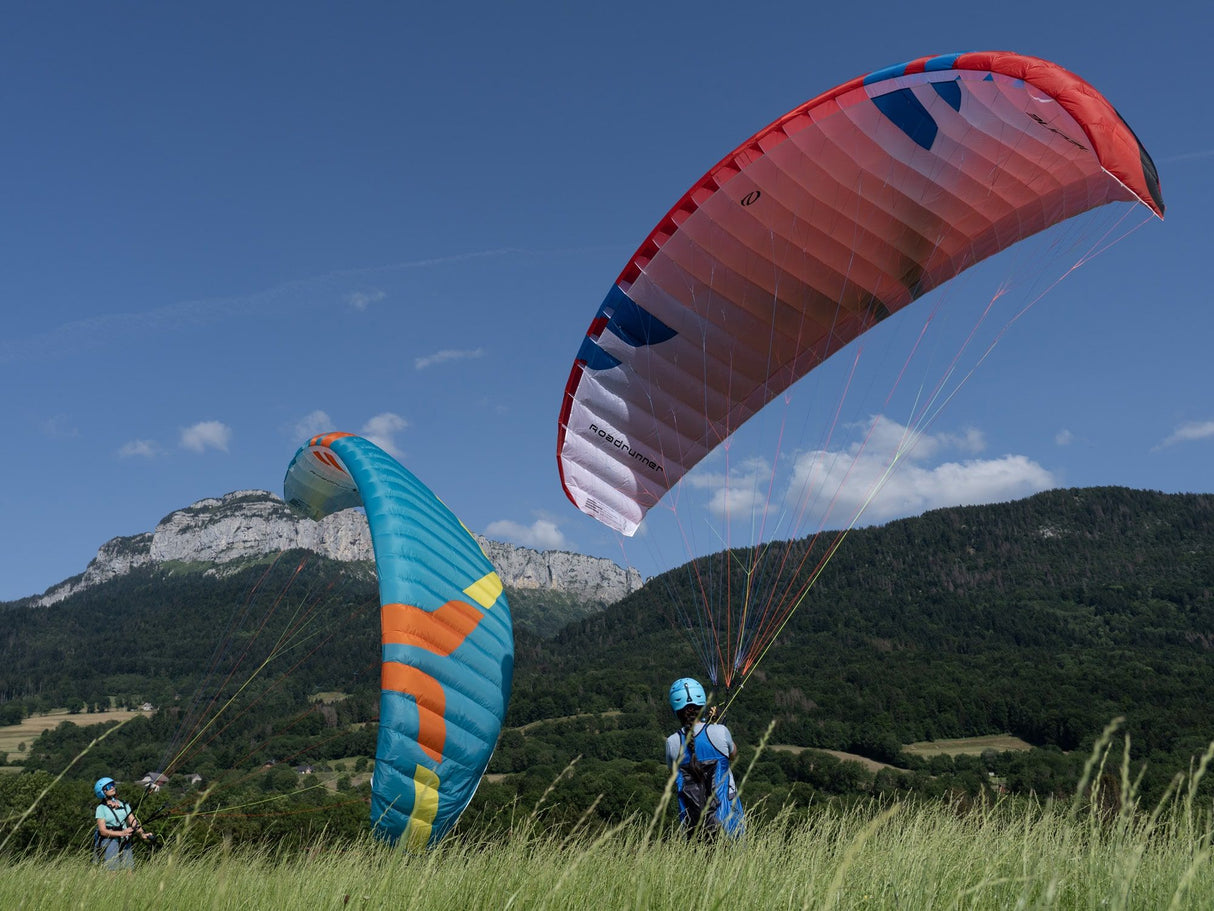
[93,777,152,869]
[664,677,744,840]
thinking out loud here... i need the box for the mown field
[769,743,896,773]
[0,710,150,765]
[903,734,1036,758]
[766,732,1034,773]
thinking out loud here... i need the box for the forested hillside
[2,486,1212,849]
[513,487,1214,755]
[0,552,602,718]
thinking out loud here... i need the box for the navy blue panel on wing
[924,53,964,72]
[872,88,939,150]
[932,79,963,112]
[577,335,621,371]
[864,61,910,85]
[864,53,963,86]
[601,284,677,348]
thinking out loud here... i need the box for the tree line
[2,485,1213,851]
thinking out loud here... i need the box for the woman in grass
[664,678,744,840]
[93,777,152,870]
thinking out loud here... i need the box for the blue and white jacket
[665,721,744,836]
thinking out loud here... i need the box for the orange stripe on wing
[381,601,484,656]
[379,601,486,763]
[381,663,446,762]
[309,449,348,473]
[314,431,356,447]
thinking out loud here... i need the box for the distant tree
[0,772,91,853]
[261,766,298,793]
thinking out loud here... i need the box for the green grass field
[769,733,1035,772]
[769,743,896,773]
[2,790,1212,910]
[3,719,1210,908]
[904,734,1036,758]
[0,710,150,765]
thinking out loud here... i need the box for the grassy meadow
[2,791,1213,910]
[0,710,150,766]
[904,734,1036,759]
[2,718,1212,908]
[4,729,1214,910]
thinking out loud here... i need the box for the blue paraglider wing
[284,432,513,849]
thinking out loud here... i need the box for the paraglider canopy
[284,432,514,849]
[557,51,1163,538]
[556,51,1163,693]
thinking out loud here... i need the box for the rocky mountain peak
[35,490,643,608]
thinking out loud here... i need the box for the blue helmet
[94,777,116,800]
[669,677,706,713]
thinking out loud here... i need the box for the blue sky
[2,2,1210,602]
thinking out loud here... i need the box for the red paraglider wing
[557,51,1163,535]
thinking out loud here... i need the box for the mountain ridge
[28,489,643,608]
[6,485,1214,806]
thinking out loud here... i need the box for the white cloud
[361,412,408,458]
[1154,420,1214,451]
[40,415,79,439]
[180,421,232,453]
[688,415,1055,532]
[1055,429,1075,446]
[285,411,409,456]
[783,416,1053,527]
[817,452,1056,525]
[414,348,484,370]
[118,439,161,458]
[292,410,336,442]
[484,518,568,550]
[857,415,985,461]
[686,456,775,519]
[346,289,385,311]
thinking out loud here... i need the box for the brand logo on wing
[588,423,664,474]
[1026,112,1088,151]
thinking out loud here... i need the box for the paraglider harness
[92,800,160,862]
[93,798,134,863]
[677,724,721,839]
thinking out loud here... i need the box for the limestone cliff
[35,490,642,607]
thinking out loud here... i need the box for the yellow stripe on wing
[402,765,441,852]
[463,570,503,609]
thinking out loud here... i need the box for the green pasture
[2,722,1213,909]
[2,789,1212,910]
[0,710,149,765]
[904,734,1036,758]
